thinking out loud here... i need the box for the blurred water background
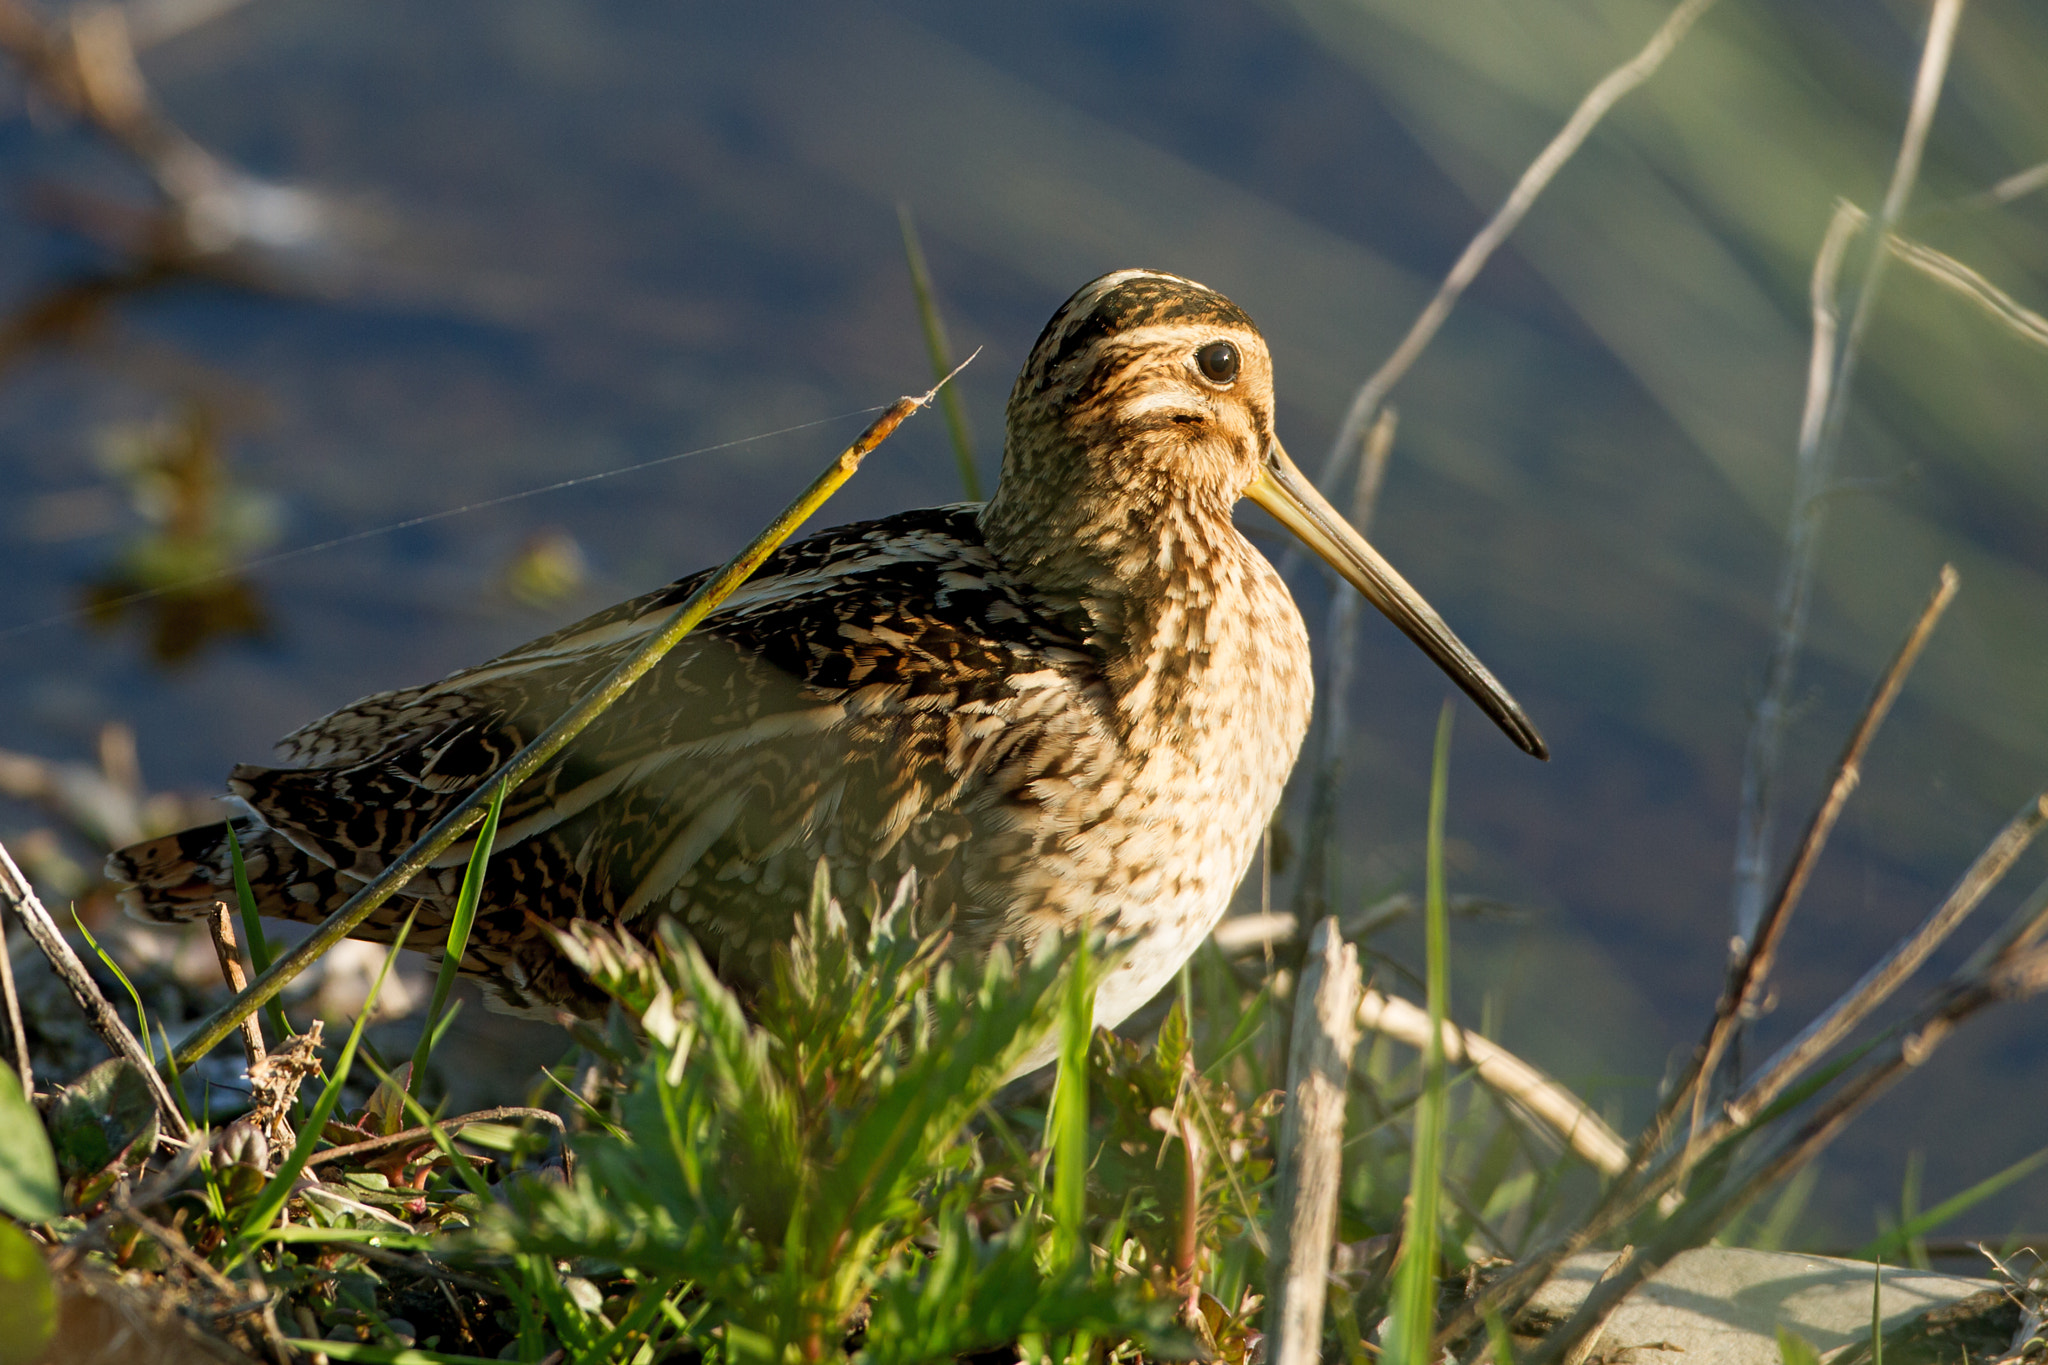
[0,0,2044,1244]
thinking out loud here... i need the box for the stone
[1519,1248,2006,1365]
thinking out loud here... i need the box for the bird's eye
[1195,341,1239,385]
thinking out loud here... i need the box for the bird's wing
[229,507,1117,992]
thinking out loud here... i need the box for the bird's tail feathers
[107,819,262,924]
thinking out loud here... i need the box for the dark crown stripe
[1024,270,1256,398]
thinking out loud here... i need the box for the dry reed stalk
[1728,0,1969,950]
[1357,988,1627,1177]
[169,375,952,1072]
[1267,916,1363,1365]
[0,839,190,1138]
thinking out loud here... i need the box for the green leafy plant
[0,1064,58,1226]
[480,869,1193,1362]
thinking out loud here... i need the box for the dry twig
[1357,987,1627,1177]
[1728,0,1968,950]
[1304,0,1724,505]
[304,1105,567,1167]
[0,915,28,1097]
[0,837,189,1138]
[1685,566,1959,1138]
[206,902,266,1068]
[1266,917,1363,1365]
[170,377,952,1071]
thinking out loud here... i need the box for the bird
[109,268,1546,1049]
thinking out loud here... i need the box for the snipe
[111,268,1545,1042]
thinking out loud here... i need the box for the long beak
[1247,440,1549,760]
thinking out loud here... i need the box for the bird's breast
[1030,540,1315,1033]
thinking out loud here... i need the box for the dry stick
[1521,931,2048,1365]
[1886,229,2048,351]
[1266,917,1363,1365]
[1437,567,1984,1354]
[1725,791,2048,1130]
[304,1104,567,1167]
[169,376,954,1074]
[0,840,192,1139]
[1970,158,2048,210]
[0,907,29,1098]
[1445,792,2048,1362]
[1685,566,1960,1140]
[1489,9,1977,1308]
[1558,1247,1636,1365]
[1954,872,2048,980]
[1292,0,1722,535]
[1357,987,1627,1177]
[1294,407,1397,924]
[1289,0,1723,938]
[207,902,267,1068]
[1728,0,1968,952]
[0,0,241,239]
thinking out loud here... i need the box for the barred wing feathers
[135,507,1120,1013]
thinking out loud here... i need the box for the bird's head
[987,268,1547,759]
[1002,267,1277,516]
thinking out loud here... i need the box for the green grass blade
[897,202,980,500]
[173,394,923,1072]
[540,1065,629,1140]
[223,909,417,1269]
[1485,1306,1517,1365]
[155,1020,192,1127]
[1855,1140,2048,1263]
[1202,977,1273,1079]
[1871,1255,1883,1365]
[1777,1326,1823,1365]
[1387,702,1455,1365]
[1049,933,1093,1272]
[409,780,507,1100]
[69,906,153,1064]
[225,823,295,1042]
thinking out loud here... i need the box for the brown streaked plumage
[109,269,1545,1057]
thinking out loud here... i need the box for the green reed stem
[898,203,981,500]
[169,380,953,1075]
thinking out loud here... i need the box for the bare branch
[1728,790,2048,1129]
[0,839,190,1138]
[1358,987,1627,1176]
[1305,0,1722,507]
[1688,566,1959,1137]
[1294,406,1397,923]
[1890,232,2048,350]
[206,902,266,1069]
[1728,0,1968,949]
[1267,918,1363,1365]
[303,1105,567,1167]
[0,915,29,1099]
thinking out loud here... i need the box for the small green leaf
[410,780,506,1101]
[1048,932,1092,1273]
[1387,702,1456,1365]
[45,1058,157,1184]
[1777,1326,1823,1365]
[0,1221,56,1365]
[0,1065,58,1223]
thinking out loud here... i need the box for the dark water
[2,0,2046,1242]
